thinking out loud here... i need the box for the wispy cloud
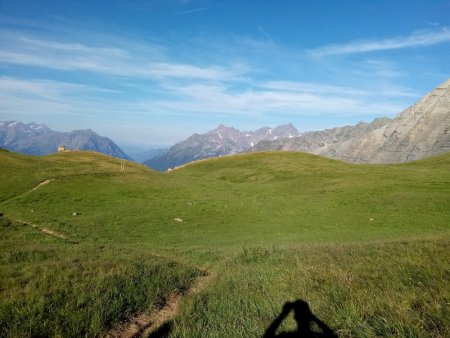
[260,80,417,98]
[0,25,430,143]
[0,31,242,81]
[257,25,273,42]
[175,7,208,15]
[146,81,410,118]
[0,77,125,117]
[0,79,88,118]
[309,27,450,57]
[0,76,120,98]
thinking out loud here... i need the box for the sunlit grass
[1,149,449,337]
[172,238,449,337]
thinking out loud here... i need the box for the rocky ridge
[251,79,450,163]
[145,123,299,171]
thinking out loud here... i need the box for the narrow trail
[15,219,79,243]
[8,176,214,336]
[5,178,79,242]
[31,179,54,191]
[106,270,213,338]
[1,178,55,204]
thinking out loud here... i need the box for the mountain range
[144,123,299,171]
[250,78,450,163]
[0,121,130,160]
[3,79,449,167]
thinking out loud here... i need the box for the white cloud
[257,25,273,42]
[175,7,208,15]
[0,27,429,143]
[0,77,127,118]
[0,76,119,97]
[0,75,410,122]
[147,81,409,117]
[0,31,242,81]
[309,27,450,57]
[260,80,417,98]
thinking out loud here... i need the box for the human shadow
[263,300,338,338]
[147,320,173,338]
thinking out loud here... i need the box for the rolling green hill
[1,149,449,337]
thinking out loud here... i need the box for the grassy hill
[0,149,449,337]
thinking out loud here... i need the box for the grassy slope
[0,150,201,337]
[0,149,449,337]
[174,239,449,337]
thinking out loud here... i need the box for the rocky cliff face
[0,121,130,160]
[341,79,450,163]
[252,118,391,158]
[251,79,450,163]
[145,123,299,171]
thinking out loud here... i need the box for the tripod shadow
[263,300,338,338]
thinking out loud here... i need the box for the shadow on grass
[263,300,338,338]
[148,320,173,338]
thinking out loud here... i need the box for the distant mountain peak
[0,121,130,159]
[145,123,300,171]
[211,124,239,133]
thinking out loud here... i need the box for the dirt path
[1,178,56,204]
[32,179,54,191]
[106,271,213,338]
[15,219,78,243]
[10,176,213,336]
[5,178,77,241]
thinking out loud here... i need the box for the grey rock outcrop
[341,78,450,163]
[251,79,450,163]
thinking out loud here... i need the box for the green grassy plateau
[0,149,449,337]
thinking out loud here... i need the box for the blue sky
[0,0,449,145]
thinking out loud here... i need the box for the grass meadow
[0,149,449,337]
